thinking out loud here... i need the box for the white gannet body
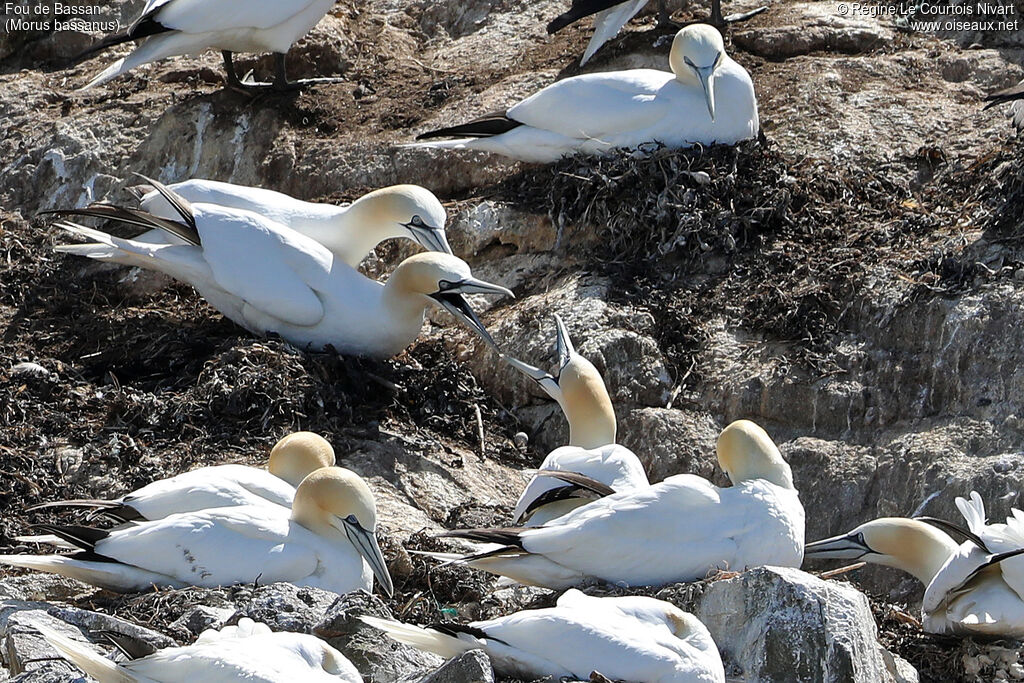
[36,617,362,682]
[134,181,453,267]
[24,432,334,525]
[49,177,512,356]
[804,509,1024,637]
[1,467,395,597]
[412,25,758,163]
[442,420,804,589]
[78,0,338,89]
[505,314,648,526]
[363,589,724,682]
[954,491,1024,597]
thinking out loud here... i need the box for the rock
[403,649,495,683]
[0,577,90,604]
[315,591,443,683]
[1,609,96,679]
[659,567,911,683]
[168,604,235,640]
[734,5,895,59]
[231,582,339,633]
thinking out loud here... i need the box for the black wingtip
[915,516,990,553]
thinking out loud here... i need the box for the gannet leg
[658,0,671,24]
[270,52,347,91]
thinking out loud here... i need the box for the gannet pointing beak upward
[504,314,616,449]
[669,24,725,122]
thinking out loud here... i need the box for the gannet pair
[48,177,513,357]
[130,180,453,267]
[412,25,758,163]
[75,0,340,90]
[438,420,804,589]
[1,467,395,597]
[806,491,1024,636]
[505,315,648,526]
[24,431,333,527]
[547,0,767,66]
[363,589,725,682]
[37,617,362,682]
[985,80,1024,132]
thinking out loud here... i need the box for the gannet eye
[683,56,696,68]
[410,215,425,227]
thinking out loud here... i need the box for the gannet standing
[805,501,1024,636]
[411,25,758,163]
[47,177,512,356]
[24,432,334,525]
[548,2,768,66]
[437,420,804,589]
[984,80,1024,132]
[36,617,362,682]
[362,589,724,682]
[0,467,395,597]
[505,315,648,526]
[132,181,453,267]
[75,0,341,90]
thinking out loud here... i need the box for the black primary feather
[30,523,110,551]
[72,7,172,64]
[416,111,522,140]
[915,516,990,553]
[547,0,628,33]
[25,499,144,524]
[537,470,616,497]
[41,203,201,247]
[984,82,1024,109]
[101,631,159,660]
[132,173,197,232]
[520,485,600,521]
[426,623,510,646]
[437,527,524,548]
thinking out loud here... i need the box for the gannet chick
[437,420,804,589]
[362,589,724,682]
[0,467,395,597]
[984,80,1024,132]
[47,177,512,357]
[805,512,1024,636]
[132,181,453,267]
[36,617,362,682]
[74,0,342,90]
[23,432,334,526]
[411,25,758,163]
[505,314,648,526]
[548,2,768,66]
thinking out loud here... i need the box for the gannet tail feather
[547,0,624,33]
[80,32,193,90]
[415,112,521,140]
[13,534,77,549]
[358,616,479,659]
[437,527,525,548]
[43,202,199,246]
[32,622,134,683]
[0,554,182,592]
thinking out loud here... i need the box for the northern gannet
[437,420,804,589]
[131,181,453,267]
[412,25,758,163]
[47,177,513,356]
[805,497,1024,636]
[362,589,724,682]
[505,315,648,526]
[23,431,334,526]
[36,617,362,682]
[1,467,395,597]
[75,0,341,90]
[984,80,1024,132]
[548,2,767,66]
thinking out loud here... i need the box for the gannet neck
[715,420,793,489]
[335,185,449,260]
[559,356,617,449]
[268,432,336,487]
[863,519,960,584]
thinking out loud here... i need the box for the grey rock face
[406,650,494,683]
[660,567,905,683]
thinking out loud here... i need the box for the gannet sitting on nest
[435,420,803,589]
[37,617,362,682]
[548,0,768,66]
[984,80,1024,132]
[23,432,334,528]
[504,314,648,526]
[46,176,512,357]
[130,181,453,267]
[363,589,724,682]
[805,492,1024,636]
[1,467,395,597]
[411,25,758,163]
[74,0,341,90]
